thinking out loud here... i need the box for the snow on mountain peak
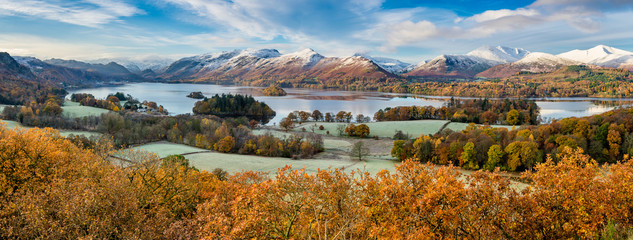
[236,48,281,59]
[353,53,413,74]
[279,48,324,67]
[516,52,579,65]
[558,45,633,65]
[467,46,530,63]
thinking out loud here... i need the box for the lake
[66,83,631,124]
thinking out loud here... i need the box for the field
[252,129,352,150]
[130,141,209,158]
[294,120,449,138]
[185,151,397,176]
[124,140,398,175]
[62,101,110,118]
[443,122,516,132]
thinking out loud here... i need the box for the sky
[1,0,633,64]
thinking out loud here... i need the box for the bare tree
[349,141,370,161]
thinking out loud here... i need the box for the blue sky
[0,0,632,63]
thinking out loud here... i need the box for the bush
[393,130,410,140]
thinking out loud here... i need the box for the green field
[130,141,209,158]
[443,122,516,132]
[295,120,449,138]
[125,140,398,175]
[62,101,110,118]
[185,151,397,175]
[251,129,294,139]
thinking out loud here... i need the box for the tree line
[1,127,633,239]
[392,106,633,171]
[374,98,539,125]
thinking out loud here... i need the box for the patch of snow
[353,53,412,73]
[558,45,633,66]
[516,52,579,65]
[467,46,531,63]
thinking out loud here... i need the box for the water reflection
[66,83,631,124]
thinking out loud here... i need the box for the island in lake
[186,91,205,99]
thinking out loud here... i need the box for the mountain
[477,52,582,78]
[353,53,413,74]
[162,48,396,85]
[15,56,108,86]
[558,45,633,69]
[162,49,281,80]
[403,46,530,78]
[466,46,531,63]
[44,58,142,81]
[404,55,500,78]
[0,52,36,80]
[89,56,175,74]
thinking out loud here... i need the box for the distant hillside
[477,53,582,78]
[15,56,107,87]
[44,58,143,81]
[0,52,65,104]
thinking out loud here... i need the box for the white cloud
[0,0,141,27]
[0,34,121,59]
[465,8,539,23]
[381,21,438,51]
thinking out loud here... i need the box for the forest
[1,126,632,239]
[192,93,276,124]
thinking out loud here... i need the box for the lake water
[66,83,632,124]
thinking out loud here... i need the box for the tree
[349,141,370,161]
[280,117,295,131]
[324,112,334,122]
[506,109,520,125]
[214,136,235,153]
[336,124,346,136]
[485,145,504,171]
[298,111,311,123]
[345,124,370,138]
[311,110,323,121]
[461,142,478,170]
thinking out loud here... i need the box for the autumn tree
[506,109,520,125]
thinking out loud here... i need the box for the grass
[62,101,110,118]
[130,141,209,158]
[185,151,397,176]
[443,122,516,133]
[125,140,398,176]
[295,120,450,138]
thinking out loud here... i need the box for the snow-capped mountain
[163,49,281,79]
[89,56,175,74]
[558,45,633,68]
[353,53,413,74]
[162,48,395,83]
[404,46,531,78]
[466,46,531,63]
[404,54,501,78]
[477,52,582,78]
